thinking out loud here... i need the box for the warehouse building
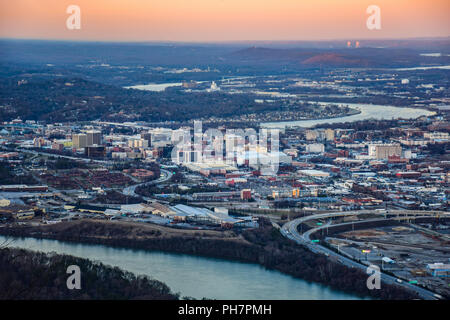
[427,263,450,277]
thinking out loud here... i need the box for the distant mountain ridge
[230,46,450,68]
[0,39,448,70]
[301,53,369,67]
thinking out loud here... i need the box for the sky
[0,0,449,42]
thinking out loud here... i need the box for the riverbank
[198,105,362,125]
[261,102,435,129]
[143,105,362,129]
[0,219,419,300]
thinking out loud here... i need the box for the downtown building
[86,130,102,146]
[72,130,102,149]
[72,133,87,149]
[368,143,402,160]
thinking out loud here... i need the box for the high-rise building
[72,134,87,149]
[85,145,106,158]
[86,130,102,146]
[140,132,152,147]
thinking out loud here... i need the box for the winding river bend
[1,235,362,300]
[262,103,435,129]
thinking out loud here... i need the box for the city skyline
[0,0,449,305]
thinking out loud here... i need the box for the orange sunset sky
[0,0,449,42]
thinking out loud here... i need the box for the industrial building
[192,191,241,201]
[298,169,330,178]
[170,204,249,227]
[0,185,48,192]
[306,143,325,153]
[427,263,450,277]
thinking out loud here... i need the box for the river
[125,83,183,91]
[396,65,450,71]
[0,235,363,300]
[261,102,435,129]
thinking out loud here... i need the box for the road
[122,168,173,198]
[280,210,444,300]
[16,148,109,164]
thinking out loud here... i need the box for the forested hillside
[0,247,179,300]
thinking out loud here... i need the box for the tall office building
[86,130,102,146]
[72,134,87,149]
[85,146,106,158]
[140,132,152,147]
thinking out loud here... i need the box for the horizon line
[1,36,450,45]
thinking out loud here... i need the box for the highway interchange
[280,210,448,300]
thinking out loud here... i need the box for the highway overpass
[280,210,449,300]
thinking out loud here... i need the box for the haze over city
[1,0,449,42]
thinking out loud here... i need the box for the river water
[0,235,362,300]
[125,83,183,91]
[261,102,435,129]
